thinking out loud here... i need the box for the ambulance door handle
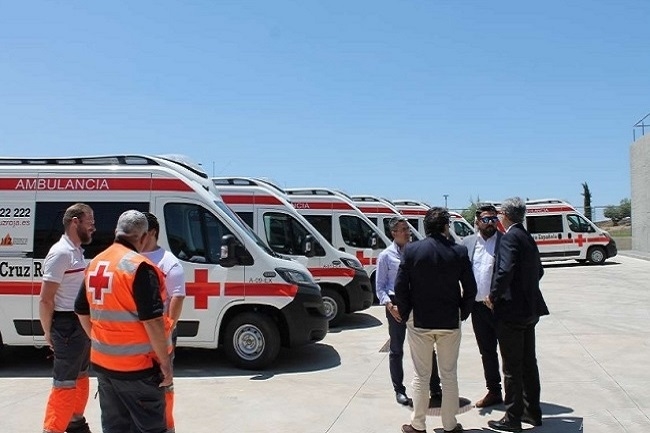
[567,233,572,239]
[338,247,346,252]
[558,233,562,239]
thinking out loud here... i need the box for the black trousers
[386,307,441,394]
[471,302,501,393]
[496,318,542,423]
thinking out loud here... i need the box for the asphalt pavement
[1,254,649,433]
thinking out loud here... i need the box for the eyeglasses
[479,216,499,224]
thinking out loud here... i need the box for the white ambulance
[284,188,392,292]
[392,200,475,242]
[486,198,618,265]
[212,177,373,326]
[350,195,423,240]
[0,155,328,369]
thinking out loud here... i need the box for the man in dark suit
[395,207,476,433]
[486,197,549,432]
[461,204,504,408]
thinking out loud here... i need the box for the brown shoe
[401,424,426,433]
[475,391,503,408]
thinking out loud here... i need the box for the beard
[481,225,497,238]
[77,226,93,245]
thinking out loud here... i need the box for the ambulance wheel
[321,288,345,327]
[587,246,606,265]
[224,313,280,370]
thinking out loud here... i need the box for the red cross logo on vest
[87,261,113,305]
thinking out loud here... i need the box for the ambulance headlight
[340,257,364,271]
[275,267,315,285]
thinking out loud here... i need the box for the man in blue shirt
[376,216,442,407]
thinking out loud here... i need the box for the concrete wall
[631,134,650,252]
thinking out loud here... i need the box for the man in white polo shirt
[40,203,96,433]
[142,212,186,433]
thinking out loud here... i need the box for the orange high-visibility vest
[84,242,172,372]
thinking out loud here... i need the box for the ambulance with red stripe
[0,155,327,369]
[392,200,475,242]
[350,195,423,241]
[284,188,392,293]
[487,198,617,265]
[212,177,373,326]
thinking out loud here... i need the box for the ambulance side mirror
[369,232,379,249]
[302,234,315,258]
[219,235,238,268]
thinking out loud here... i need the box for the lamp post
[443,194,449,208]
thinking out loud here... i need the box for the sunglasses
[479,216,499,224]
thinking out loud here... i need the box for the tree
[461,196,480,225]
[581,182,592,221]
[604,198,631,225]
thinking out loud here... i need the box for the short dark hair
[424,207,450,236]
[475,204,497,218]
[62,203,93,229]
[143,212,160,239]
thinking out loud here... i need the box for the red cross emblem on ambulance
[87,261,113,305]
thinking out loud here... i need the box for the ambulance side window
[263,212,326,256]
[236,212,254,229]
[567,214,595,233]
[408,219,419,231]
[526,215,563,234]
[340,215,387,249]
[34,201,148,259]
[304,215,333,244]
[382,219,392,239]
[164,203,234,264]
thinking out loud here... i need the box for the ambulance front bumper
[344,269,373,313]
[606,239,618,258]
[281,282,328,347]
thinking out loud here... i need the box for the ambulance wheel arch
[219,304,286,369]
[587,246,607,265]
[319,284,346,327]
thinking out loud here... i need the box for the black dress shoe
[396,392,412,406]
[487,417,522,432]
[444,423,463,433]
[521,415,542,426]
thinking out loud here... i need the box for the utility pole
[443,194,449,208]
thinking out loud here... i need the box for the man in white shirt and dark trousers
[376,216,442,407]
[142,212,186,433]
[461,204,504,408]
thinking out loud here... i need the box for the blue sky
[1,1,647,214]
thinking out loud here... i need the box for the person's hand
[44,332,53,350]
[484,296,494,311]
[387,303,402,323]
[159,361,173,387]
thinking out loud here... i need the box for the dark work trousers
[471,301,502,393]
[97,371,167,433]
[386,306,441,395]
[496,318,542,423]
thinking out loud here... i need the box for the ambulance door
[565,213,597,259]
[0,186,37,344]
[155,198,246,344]
[258,209,325,265]
[337,214,387,277]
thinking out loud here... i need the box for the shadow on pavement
[328,311,383,334]
[0,343,341,380]
[543,261,620,269]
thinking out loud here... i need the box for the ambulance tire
[223,313,281,370]
[321,288,345,328]
[587,246,606,265]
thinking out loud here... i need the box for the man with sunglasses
[461,205,503,409]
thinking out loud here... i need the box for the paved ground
[2,253,649,433]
